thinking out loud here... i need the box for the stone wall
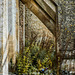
[25,6,54,44]
[58,0,75,50]
[25,0,75,72]
[0,0,74,74]
[57,0,75,71]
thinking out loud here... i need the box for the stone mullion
[23,5,25,48]
[19,1,24,52]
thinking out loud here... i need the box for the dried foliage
[15,36,56,74]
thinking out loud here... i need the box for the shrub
[16,40,56,74]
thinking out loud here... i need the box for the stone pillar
[12,0,17,64]
[3,0,8,74]
[16,0,20,52]
[0,0,19,74]
[8,0,19,65]
[0,0,3,74]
